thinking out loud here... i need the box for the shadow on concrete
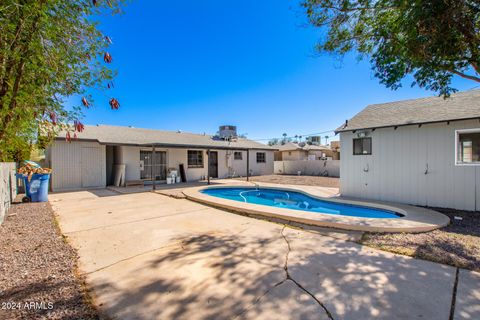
[85,227,456,320]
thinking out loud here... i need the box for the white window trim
[455,128,480,166]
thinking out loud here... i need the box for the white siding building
[46,125,275,192]
[337,90,480,211]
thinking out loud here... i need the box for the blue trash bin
[29,174,50,202]
[16,173,50,202]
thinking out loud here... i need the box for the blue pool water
[202,187,402,219]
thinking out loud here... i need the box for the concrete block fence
[0,162,17,224]
[274,160,340,177]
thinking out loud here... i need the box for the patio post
[246,149,249,181]
[152,145,156,190]
[207,149,210,185]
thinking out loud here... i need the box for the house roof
[277,142,303,151]
[336,90,480,133]
[277,142,330,152]
[302,144,330,151]
[57,125,275,150]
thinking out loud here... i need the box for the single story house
[336,89,480,211]
[275,142,339,161]
[46,125,275,192]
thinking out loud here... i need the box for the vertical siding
[51,141,106,191]
[340,119,479,211]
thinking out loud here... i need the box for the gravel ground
[361,208,480,272]
[0,201,100,320]
[234,174,340,188]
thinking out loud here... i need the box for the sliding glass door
[140,151,167,180]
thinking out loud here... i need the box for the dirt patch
[361,208,480,272]
[0,201,100,319]
[235,175,340,188]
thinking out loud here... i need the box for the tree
[0,0,124,161]
[268,138,280,146]
[281,133,288,145]
[302,0,480,96]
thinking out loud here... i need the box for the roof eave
[52,137,276,151]
[335,116,480,133]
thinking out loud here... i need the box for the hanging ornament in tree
[109,98,120,110]
[104,52,112,63]
[49,112,57,125]
[74,120,85,132]
[82,97,90,107]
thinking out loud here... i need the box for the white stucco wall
[249,150,274,176]
[117,148,274,181]
[118,146,142,181]
[50,143,274,189]
[281,150,307,161]
[340,119,480,211]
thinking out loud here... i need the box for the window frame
[256,152,266,163]
[353,137,372,155]
[187,150,204,168]
[455,129,480,166]
[234,151,243,160]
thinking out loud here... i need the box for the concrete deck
[184,184,450,233]
[49,189,477,320]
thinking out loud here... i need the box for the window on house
[353,137,372,155]
[234,151,242,160]
[456,130,480,164]
[288,151,292,156]
[187,150,203,168]
[256,152,266,163]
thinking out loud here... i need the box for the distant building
[274,142,340,161]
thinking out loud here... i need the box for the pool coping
[183,185,450,233]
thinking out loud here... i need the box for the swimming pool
[201,187,403,219]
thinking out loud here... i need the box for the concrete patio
[49,186,480,320]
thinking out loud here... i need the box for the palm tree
[324,135,329,145]
[282,133,287,145]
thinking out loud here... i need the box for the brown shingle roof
[336,90,480,133]
[58,125,275,150]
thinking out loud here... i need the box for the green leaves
[303,0,480,96]
[0,0,126,161]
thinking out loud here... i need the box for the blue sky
[79,0,476,143]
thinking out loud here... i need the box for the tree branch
[450,69,480,82]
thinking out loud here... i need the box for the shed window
[187,150,203,168]
[234,151,242,160]
[353,138,372,155]
[256,152,266,163]
[456,130,480,164]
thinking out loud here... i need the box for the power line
[250,129,337,142]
